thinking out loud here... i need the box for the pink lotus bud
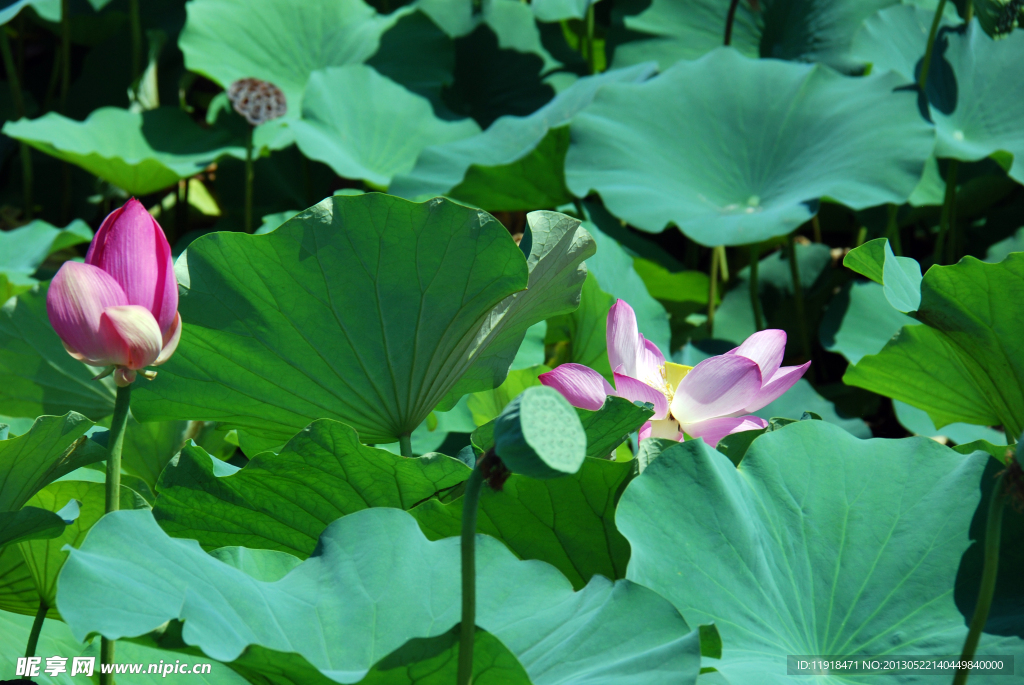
[47,199,181,386]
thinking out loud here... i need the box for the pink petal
[636,335,666,384]
[727,329,787,382]
[46,262,129,364]
[638,421,652,442]
[744,362,811,413]
[539,364,614,411]
[670,354,763,424]
[606,299,641,378]
[86,198,178,335]
[613,372,668,419]
[683,415,768,448]
[100,305,164,369]
[154,311,182,366]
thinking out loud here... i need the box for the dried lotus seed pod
[227,78,287,126]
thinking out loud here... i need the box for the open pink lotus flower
[46,198,180,386]
[539,299,810,447]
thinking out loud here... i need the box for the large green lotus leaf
[854,6,1024,184]
[57,507,700,685]
[3,108,243,196]
[152,419,469,557]
[616,420,1024,683]
[366,9,455,107]
[986,227,1024,263]
[179,0,398,113]
[291,66,479,187]
[0,219,92,301]
[132,195,592,444]
[544,271,616,380]
[390,64,655,205]
[613,0,899,72]
[19,479,144,614]
[894,400,1006,445]
[0,284,116,420]
[0,545,40,616]
[847,254,1024,436]
[566,48,934,246]
[410,455,633,590]
[360,627,530,685]
[531,0,596,22]
[0,413,104,513]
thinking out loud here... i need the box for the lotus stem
[24,600,47,658]
[934,159,959,264]
[0,28,32,219]
[458,456,487,685]
[886,204,902,256]
[585,2,597,74]
[919,0,948,92]
[749,245,765,331]
[244,127,254,233]
[724,0,742,45]
[952,474,1006,685]
[100,383,131,684]
[965,0,974,23]
[399,433,413,458]
[708,245,720,337]
[715,245,729,283]
[129,0,142,80]
[786,233,811,362]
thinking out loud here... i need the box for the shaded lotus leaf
[531,0,596,22]
[19,479,145,614]
[3,108,243,196]
[57,507,701,685]
[846,254,1024,436]
[544,272,616,380]
[0,283,116,421]
[152,419,470,558]
[567,48,934,246]
[0,0,59,24]
[132,195,593,444]
[0,413,104,515]
[362,627,531,685]
[391,64,655,207]
[291,65,479,187]
[0,545,39,616]
[617,420,1024,684]
[411,455,634,590]
[612,0,900,72]
[179,0,399,113]
[854,6,1024,183]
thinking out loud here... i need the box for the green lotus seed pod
[493,386,586,479]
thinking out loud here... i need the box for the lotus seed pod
[227,78,287,126]
[493,386,586,480]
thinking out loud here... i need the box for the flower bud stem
[952,474,1006,685]
[100,382,132,685]
[457,452,488,685]
[244,127,255,233]
[749,244,764,331]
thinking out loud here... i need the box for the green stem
[952,475,1006,685]
[786,233,811,362]
[935,159,959,264]
[885,203,902,256]
[964,0,974,23]
[0,28,32,219]
[60,0,70,113]
[715,245,729,283]
[724,0,742,45]
[918,0,948,92]
[24,600,47,658]
[749,245,765,331]
[100,383,131,685]
[244,127,254,233]
[457,460,487,685]
[707,246,720,337]
[399,433,413,458]
[811,215,822,243]
[129,0,142,80]
[585,2,598,74]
